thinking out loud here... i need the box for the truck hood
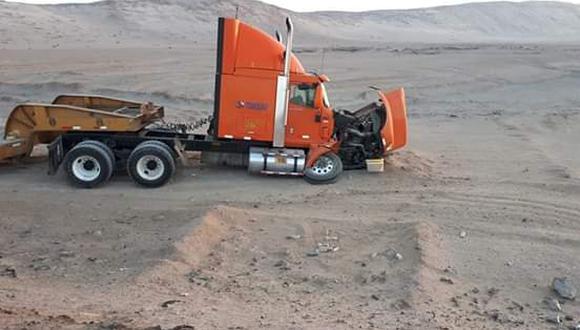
[379,88,408,152]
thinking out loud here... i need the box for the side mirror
[275,30,282,43]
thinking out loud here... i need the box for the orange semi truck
[0,17,407,188]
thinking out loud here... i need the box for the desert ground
[1,3,580,329]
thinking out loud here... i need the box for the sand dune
[2,0,580,49]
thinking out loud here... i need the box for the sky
[5,0,580,11]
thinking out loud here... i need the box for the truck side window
[290,84,316,108]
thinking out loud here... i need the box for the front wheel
[304,152,343,185]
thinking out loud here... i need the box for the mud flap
[48,136,64,175]
[379,88,408,152]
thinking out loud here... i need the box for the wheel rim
[136,155,165,181]
[72,155,101,182]
[311,155,335,176]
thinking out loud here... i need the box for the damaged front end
[334,88,408,169]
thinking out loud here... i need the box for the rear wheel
[304,152,343,184]
[127,142,176,188]
[64,144,114,188]
[76,140,116,172]
[138,140,176,160]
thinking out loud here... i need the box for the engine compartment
[334,102,387,169]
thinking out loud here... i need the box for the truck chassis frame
[48,129,271,176]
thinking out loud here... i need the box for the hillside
[1,0,580,49]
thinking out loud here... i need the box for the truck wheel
[139,140,176,159]
[304,152,343,184]
[64,144,114,188]
[127,143,175,188]
[76,140,116,171]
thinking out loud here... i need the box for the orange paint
[215,18,334,149]
[379,88,408,152]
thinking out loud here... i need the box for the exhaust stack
[283,17,293,76]
[273,17,293,148]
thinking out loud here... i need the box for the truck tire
[64,144,114,188]
[304,152,343,185]
[127,142,175,188]
[76,140,116,171]
[139,140,176,160]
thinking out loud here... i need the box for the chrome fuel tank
[248,147,306,176]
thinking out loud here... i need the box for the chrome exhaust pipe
[273,17,294,148]
[283,17,293,77]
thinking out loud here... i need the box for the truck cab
[211,17,335,149]
[211,17,407,182]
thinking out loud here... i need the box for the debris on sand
[0,266,16,278]
[186,270,210,286]
[379,248,403,261]
[488,287,500,297]
[440,277,454,285]
[487,310,524,325]
[317,242,339,253]
[58,250,76,258]
[285,234,302,240]
[161,300,182,308]
[450,296,460,307]
[510,300,524,312]
[459,231,467,238]
[307,230,340,256]
[391,299,411,310]
[273,260,290,270]
[543,297,562,312]
[306,249,320,257]
[152,214,166,222]
[545,313,562,324]
[552,277,577,300]
[89,323,194,330]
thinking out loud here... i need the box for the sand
[2,0,580,49]
[1,1,580,329]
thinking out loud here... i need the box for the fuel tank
[248,147,306,176]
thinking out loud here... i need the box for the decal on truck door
[235,101,269,111]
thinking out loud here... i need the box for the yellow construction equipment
[1,95,163,161]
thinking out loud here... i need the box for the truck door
[285,83,321,147]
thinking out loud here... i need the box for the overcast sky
[6,0,580,11]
